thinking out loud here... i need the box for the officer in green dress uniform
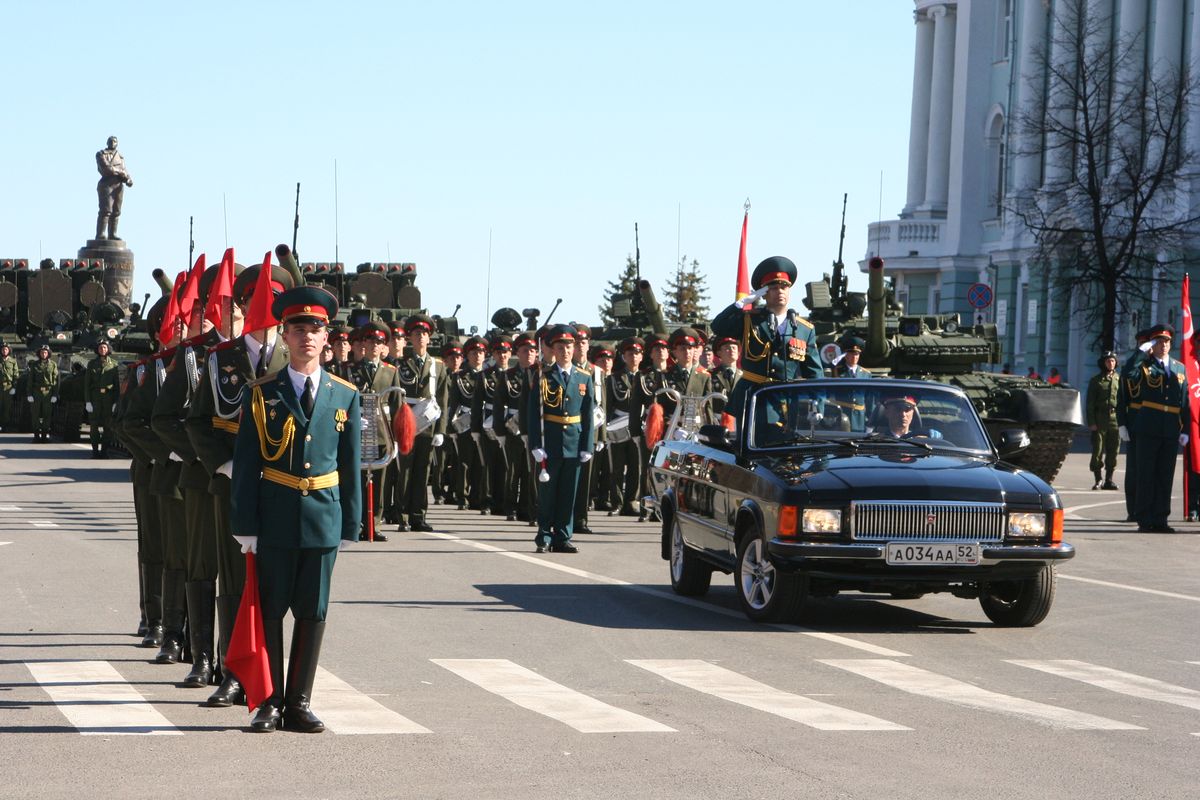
[1086,351,1121,490]
[528,324,595,553]
[0,342,18,431]
[607,337,644,516]
[571,325,605,532]
[1118,324,1189,533]
[84,340,120,457]
[709,256,824,424]
[231,286,362,733]
[1116,328,1154,521]
[828,334,871,431]
[27,343,59,442]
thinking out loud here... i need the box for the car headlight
[1008,512,1046,538]
[802,508,842,534]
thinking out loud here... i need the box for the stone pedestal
[78,239,135,314]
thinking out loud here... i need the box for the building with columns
[865,0,1200,387]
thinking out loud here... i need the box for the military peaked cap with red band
[513,333,537,351]
[546,324,577,346]
[358,320,390,342]
[711,335,738,350]
[589,345,614,361]
[405,313,435,335]
[271,286,338,327]
[645,333,669,350]
[232,264,292,304]
[441,341,463,357]
[883,395,918,409]
[669,326,704,349]
[328,325,350,342]
[573,323,591,337]
[1147,322,1174,340]
[750,255,798,290]
[619,336,645,353]
[490,335,513,352]
[464,335,490,353]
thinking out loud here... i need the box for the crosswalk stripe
[1008,660,1200,711]
[626,659,908,731]
[310,666,431,734]
[432,658,674,733]
[25,661,181,736]
[819,659,1143,730]
[0,505,21,511]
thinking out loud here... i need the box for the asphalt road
[1,434,1196,800]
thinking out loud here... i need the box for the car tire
[668,514,712,596]
[735,532,806,623]
[979,564,1056,627]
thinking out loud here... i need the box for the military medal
[579,382,587,397]
[788,337,806,360]
[335,408,348,432]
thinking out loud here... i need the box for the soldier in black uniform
[707,336,741,420]
[607,337,644,516]
[473,335,513,516]
[635,333,670,521]
[506,334,540,523]
[449,336,488,510]
[349,321,400,541]
[589,345,617,513]
[394,315,449,531]
[328,325,352,379]
[430,341,462,505]
[664,327,710,422]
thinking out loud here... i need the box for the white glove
[233,535,257,554]
[738,286,770,309]
[168,451,183,462]
[216,460,233,479]
[85,402,94,413]
[383,405,390,416]
[26,396,33,403]
[579,451,592,463]
[339,540,352,551]
[50,396,57,404]
[432,433,444,447]
[1118,426,1130,442]
[595,441,605,453]
[1181,433,1190,447]
[7,388,14,395]
[531,447,547,462]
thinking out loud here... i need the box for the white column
[1151,0,1184,79]
[922,4,957,211]
[1044,0,1081,185]
[904,11,936,215]
[1189,0,1200,163]
[1011,0,1049,193]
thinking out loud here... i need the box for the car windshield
[747,381,992,453]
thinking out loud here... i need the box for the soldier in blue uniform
[528,325,595,553]
[1118,324,1190,533]
[709,256,824,425]
[231,286,362,733]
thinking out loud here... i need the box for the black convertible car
[649,379,1073,627]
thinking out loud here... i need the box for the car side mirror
[697,423,734,449]
[996,428,1031,457]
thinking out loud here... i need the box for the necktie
[255,348,267,377]
[301,377,315,417]
[367,362,377,383]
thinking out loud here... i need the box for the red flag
[243,251,280,333]
[735,208,750,300]
[177,254,206,325]
[203,248,236,332]
[225,553,273,711]
[156,271,187,345]
[1181,277,1200,490]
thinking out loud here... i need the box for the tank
[801,256,1082,483]
[583,279,679,349]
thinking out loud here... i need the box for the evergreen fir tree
[665,256,710,324]
[598,255,640,326]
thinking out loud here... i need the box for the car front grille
[850,501,1006,542]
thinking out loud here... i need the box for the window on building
[987,112,1008,217]
[997,0,1014,60]
[931,288,942,314]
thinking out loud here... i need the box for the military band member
[450,336,488,510]
[430,341,462,505]
[394,315,449,532]
[350,321,400,541]
[503,334,538,522]
[607,337,644,516]
[1118,324,1189,533]
[528,325,595,553]
[386,320,407,366]
[231,286,362,734]
[709,256,824,423]
[1087,351,1121,491]
[328,325,352,379]
[0,342,18,431]
[27,343,59,442]
[635,333,670,521]
[474,335,513,516]
[589,345,617,513]
[707,336,741,419]
[663,327,710,428]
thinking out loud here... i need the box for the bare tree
[1007,0,1200,351]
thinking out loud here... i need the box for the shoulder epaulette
[796,317,814,329]
[696,366,709,375]
[247,370,279,388]
[328,373,357,391]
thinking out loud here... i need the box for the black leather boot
[282,619,326,733]
[206,594,245,707]
[250,618,285,732]
[155,568,187,664]
[139,563,164,648]
[182,581,216,687]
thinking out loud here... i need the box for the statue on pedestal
[95,136,133,241]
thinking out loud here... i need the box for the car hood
[756,450,1050,505]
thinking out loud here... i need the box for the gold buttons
[304,462,311,469]
[301,490,308,496]
[305,434,312,442]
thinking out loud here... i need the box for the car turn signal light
[1051,508,1063,543]
[777,505,798,538]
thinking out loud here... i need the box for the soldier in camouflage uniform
[0,342,18,431]
[27,344,59,442]
[1086,351,1121,490]
[84,340,121,457]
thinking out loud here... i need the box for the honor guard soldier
[588,344,617,513]
[707,336,741,419]
[509,334,542,524]
[571,325,605,532]
[1087,351,1121,490]
[430,341,463,505]
[231,286,362,733]
[828,334,871,430]
[27,343,59,442]
[386,320,407,366]
[350,321,400,540]
[328,325,352,379]
[450,336,488,510]
[473,334,513,516]
[709,256,824,422]
[0,342,17,431]
[665,326,710,424]
[501,334,537,521]
[394,314,449,532]
[607,337,644,516]
[186,261,293,707]
[1118,324,1189,532]
[528,324,595,553]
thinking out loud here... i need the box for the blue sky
[7,1,915,332]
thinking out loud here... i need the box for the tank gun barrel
[637,280,667,333]
[152,268,173,296]
[275,244,305,287]
[865,257,890,363]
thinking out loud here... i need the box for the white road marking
[311,666,430,734]
[627,659,908,731]
[25,660,181,736]
[421,531,909,658]
[1009,660,1200,711]
[29,520,58,528]
[0,505,21,511]
[0,542,10,546]
[432,658,674,733]
[1063,499,1127,515]
[1057,574,1200,604]
[819,659,1142,730]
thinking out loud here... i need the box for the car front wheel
[979,564,1056,627]
[736,532,805,622]
[669,514,712,596]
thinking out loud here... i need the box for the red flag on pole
[735,204,750,301]
[243,251,280,334]
[1180,276,1200,507]
[156,271,186,345]
[177,254,206,325]
[225,553,273,712]
[203,248,236,332]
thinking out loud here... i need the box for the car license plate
[885,542,980,566]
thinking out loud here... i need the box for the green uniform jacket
[231,367,362,548]
[27,358,59,397]
[1085,371,1120,428]
[152,332,221,491]
[0,355,19,393]
[709,302,823,417]
[527,364,595,458]
[1122,355,1189,439]
[83,355,120,406]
